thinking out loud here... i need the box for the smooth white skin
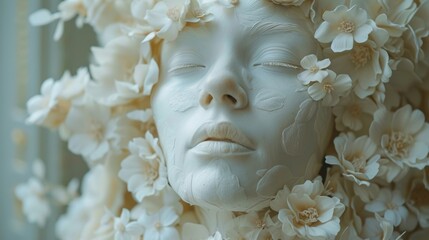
[151,1,332,212]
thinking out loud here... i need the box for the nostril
[201,94,213,106]
[225,94,237,104]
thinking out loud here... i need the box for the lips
[190,122,255,154]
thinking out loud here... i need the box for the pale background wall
[0,1,96,239]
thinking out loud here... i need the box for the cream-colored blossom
[333,94,377,132]
[51,178,79,205]
[326,133,380,186]
[315,5,373,52]
[64,103,114,164]
[307,70,352,106]
[273,179,345,240]
[271,0,305,7]
[376,157,409,183]
[26,68,89,129]
[224,211,276,240]
[369,105,429,170]
[144,0,190,41]
[88,36,153,106]
[131,186,183,218]
[29,0,86,40]
[113,208,144,240]
[297,54,331,85]
[362,215,394,240]
[56,162,125,240]
[118,132,168,202]
[15,178,51,226]
[329,40,392,99]
[138,206,180,240]
[365,188,408,227]
[405,176,429,228]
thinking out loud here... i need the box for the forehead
[162,2,317,59]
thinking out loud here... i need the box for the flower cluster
[16,0,429,239]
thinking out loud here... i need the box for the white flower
[329,40,392,99]
[362,214,399,240]
[15,178,51,226]
[29,0,86,40]
[333,94,377,132]
[369,105,429,170]
[88,36,148,106]
[405,175,429,228]
[307,70,352,106]
[297,54,331,85]
[118,132,168,202]
[224,211,275,240]
[131,186,183,218]
[113,209,144,240]
[315,5,373,52]
[138,206,180,240]
[325,133,380,186]
[144,0,190,41]
[26,68,89,129]
[56,162,125,240]
[365,188,408,227]
[273,179,345,240]
[51,178,79,205]
[376,158,409,183]
[83,0,133,32]
[26,81,62,128]
[271,0,305,7]
[64,103,114,164]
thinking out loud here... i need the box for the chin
[170,160,270,212]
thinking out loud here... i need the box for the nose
[199,69,248,109]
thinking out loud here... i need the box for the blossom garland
[16,0,429,239]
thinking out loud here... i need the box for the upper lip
[190,122,255,150]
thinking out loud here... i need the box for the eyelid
[253,62,301,70]
[168,64,206,73]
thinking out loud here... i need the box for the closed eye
[168,64,206,73]
[253,62,301,69]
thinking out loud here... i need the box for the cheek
[168,86,199,112]
[251,88,286,112]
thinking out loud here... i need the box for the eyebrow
[245,21,304,36]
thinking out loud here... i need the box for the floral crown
[17,0,429,239]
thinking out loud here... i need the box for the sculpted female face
[151,1,332,211]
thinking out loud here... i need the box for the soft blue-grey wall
[0,1,96,239]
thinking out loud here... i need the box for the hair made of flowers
[18,0,429,239]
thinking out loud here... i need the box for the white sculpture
[17,0,429,239]
[152,1,332,213]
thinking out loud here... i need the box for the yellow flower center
[142,161,159,183]
[192,8,206,18]
[154,222,162,229]
[386,201,397,210]
[351,45,372,68]
[323,83,334,93]
[350,154,366,173]
[298,207,319,225]
[386,132,414,159]
[89,119,105,142]
[167,7,181,21]
[230,0,239,5]
[338,20,356,33]
[309,66,319,73]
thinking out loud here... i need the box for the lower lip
[191,141,253,155]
